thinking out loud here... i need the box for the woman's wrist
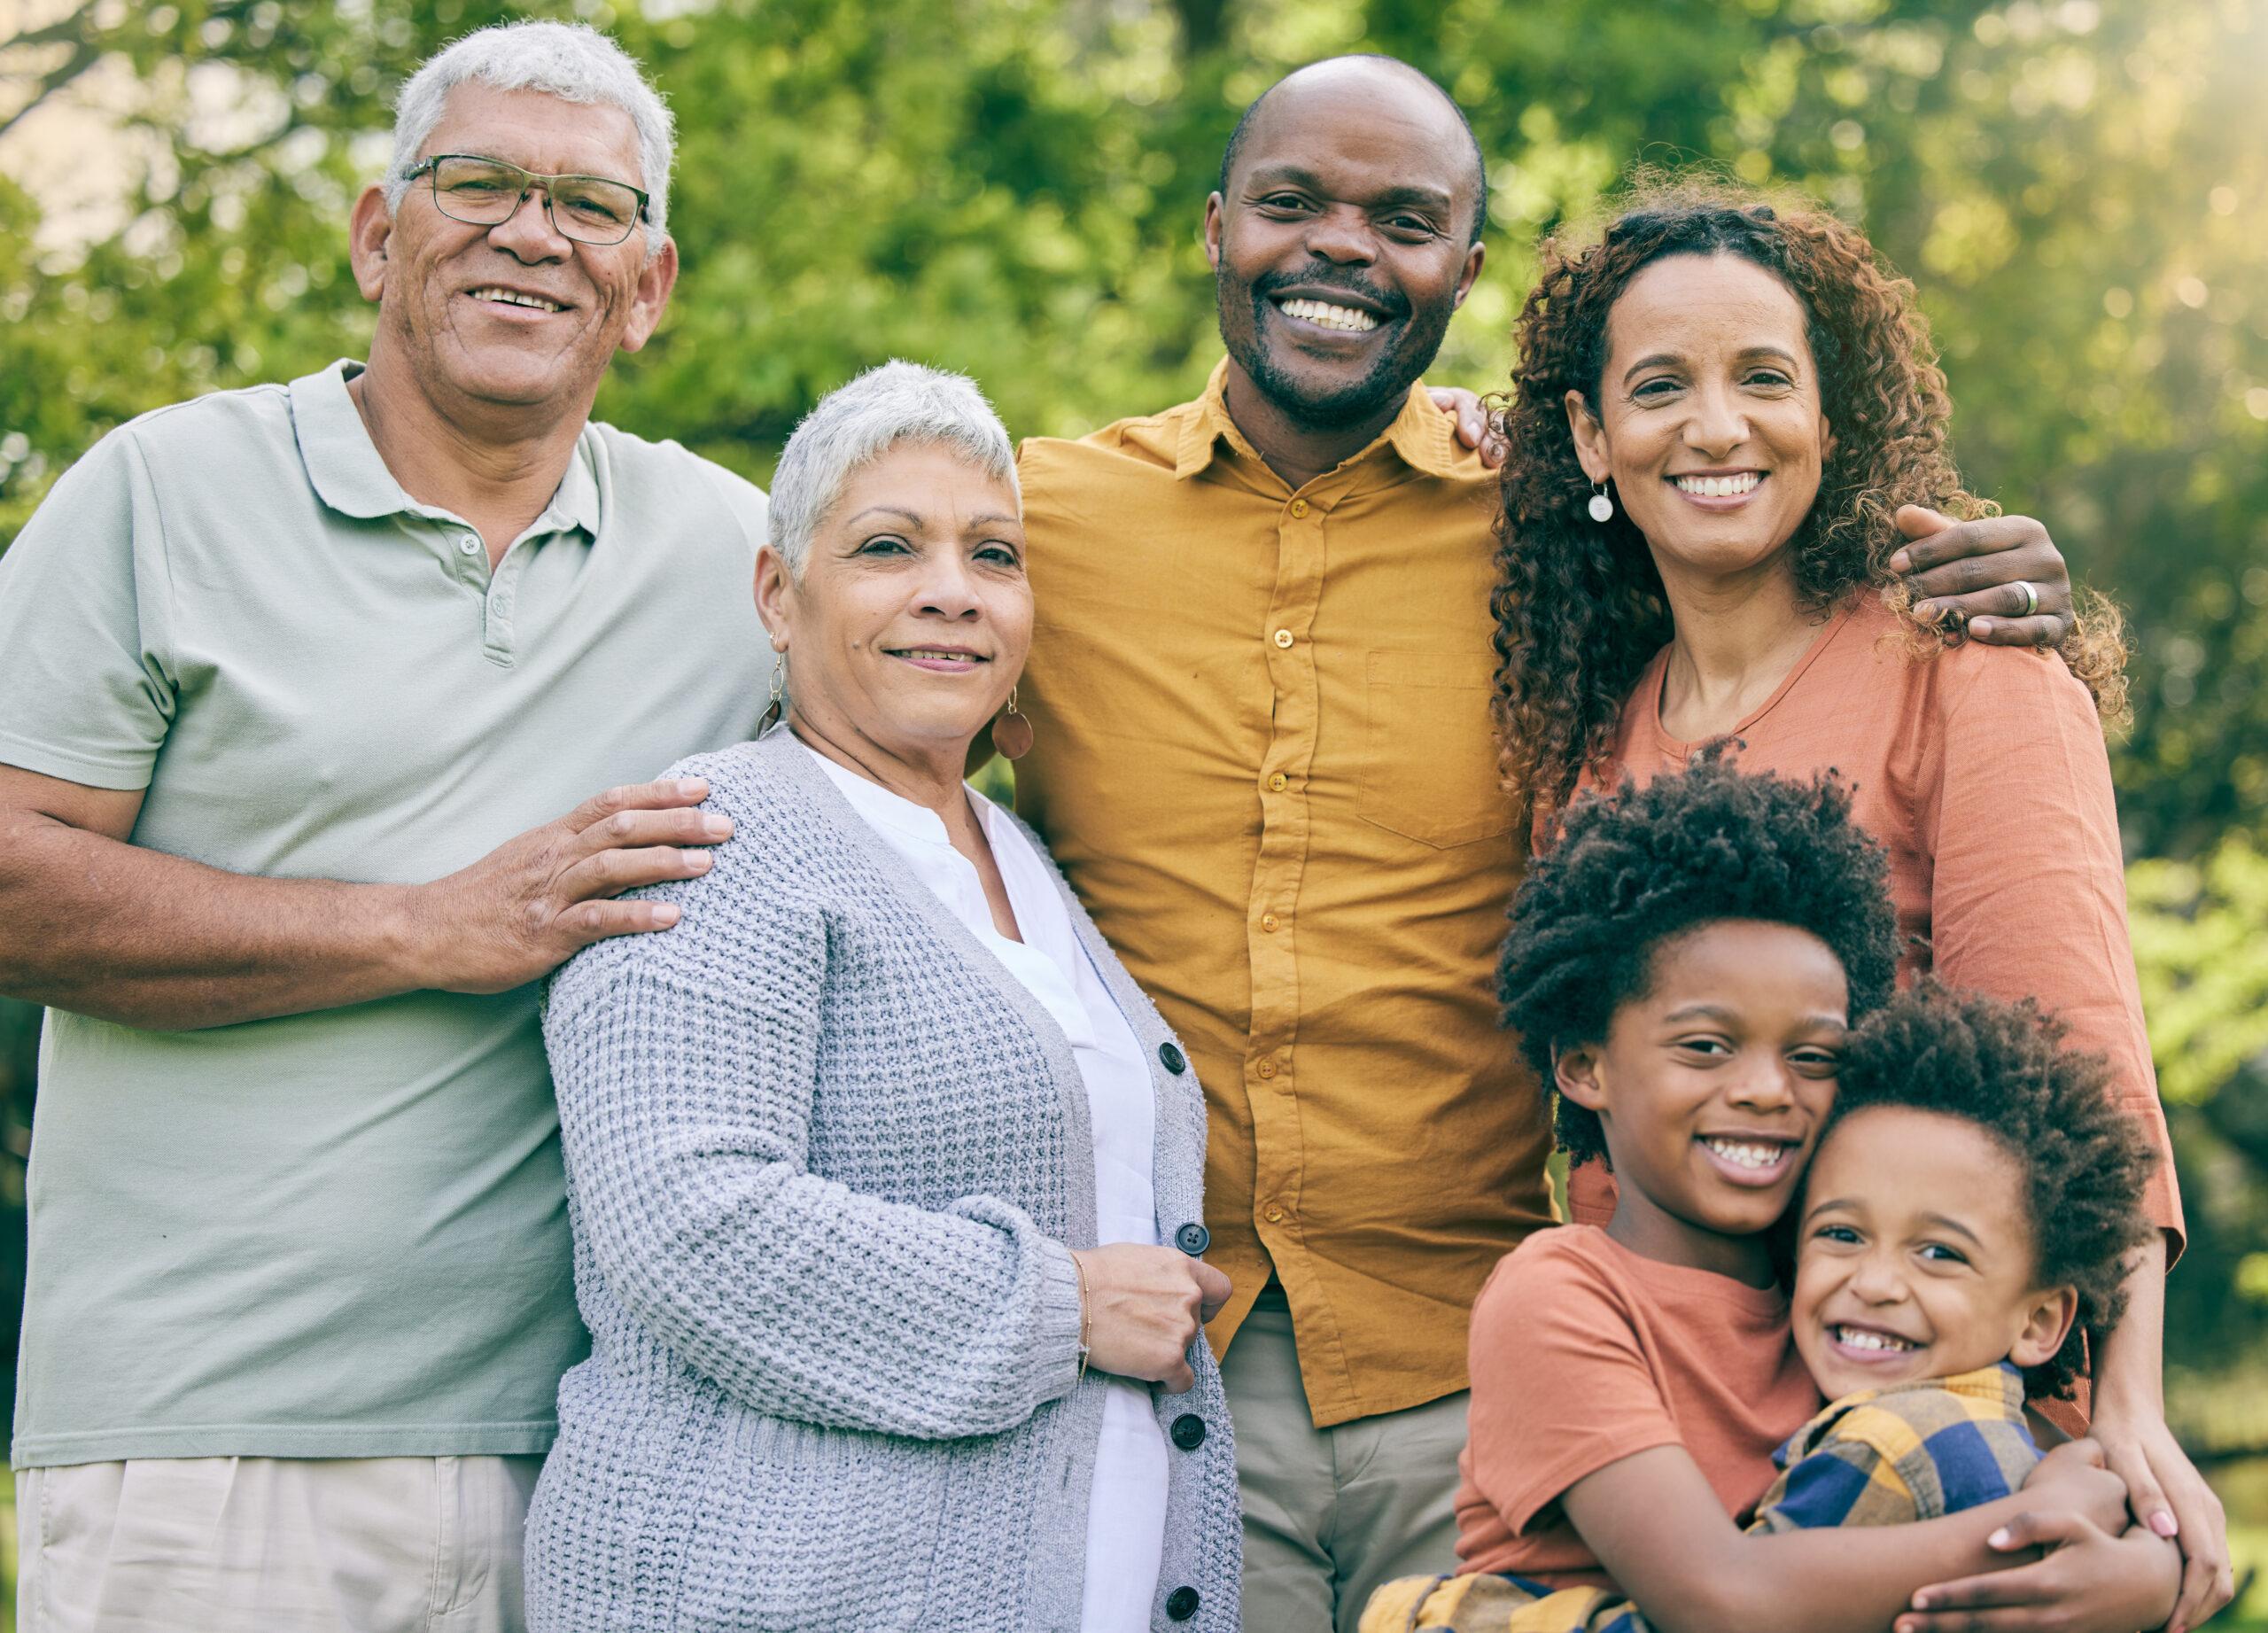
[1071,1249,1092,1383]
[2093,1238,2170,1419]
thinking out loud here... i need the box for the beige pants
[14,1455,541,1633]
[1223,1293,1471,1633]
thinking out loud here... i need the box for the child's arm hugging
[1557,1437,2179,1633]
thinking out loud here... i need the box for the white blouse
[803,744,1168,1633]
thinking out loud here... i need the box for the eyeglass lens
[430,157,640,245]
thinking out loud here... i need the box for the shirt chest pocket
[1355,650,1518,850]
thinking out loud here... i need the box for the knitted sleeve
[543,797,1085,1442]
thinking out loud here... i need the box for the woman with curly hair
[1487,177,2225,1622]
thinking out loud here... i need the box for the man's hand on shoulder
[414,778,733,991]
[1889,506,2076,648]
[1427,386,1509,468]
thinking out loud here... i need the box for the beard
[1216,261,1456,431]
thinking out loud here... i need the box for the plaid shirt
[1752,1363,2042,1531]
[1361,1365,2043,1633]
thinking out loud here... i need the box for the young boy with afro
[1767,981,2158,1534]
[1362,752,2179,1633]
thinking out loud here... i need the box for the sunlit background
[2,0,2264,1624]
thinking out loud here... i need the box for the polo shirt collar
[288,359,602,537]
[291,362,408,519]
[1175,356,1469,484]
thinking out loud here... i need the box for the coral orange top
[1561,595,2184,1256]
[1454,1225,1820,1588]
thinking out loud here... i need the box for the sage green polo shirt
[0,361,771,1466]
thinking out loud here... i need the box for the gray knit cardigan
[526,730,1241,1633]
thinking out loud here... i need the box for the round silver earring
[1587,481,1615,524]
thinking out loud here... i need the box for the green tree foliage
[2,0,2263,1410]
[2132,836,2268,1421]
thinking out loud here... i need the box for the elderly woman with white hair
[528,362,1243,1633]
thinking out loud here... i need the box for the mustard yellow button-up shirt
[1014,362,1553,1427]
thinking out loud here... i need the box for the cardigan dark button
[1169,1413,1207,1450]
[1174,1222,1210,1256]
[1165,1586,1200,1621]
[1158,1041,1187,1075]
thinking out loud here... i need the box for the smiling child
[1758,981,2159,1532]
[1361,751,2180,1633]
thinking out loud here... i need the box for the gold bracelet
[1072,1252,1092,1384]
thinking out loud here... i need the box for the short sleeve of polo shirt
[0,426,178,789]
[1464,1238,1683,1537]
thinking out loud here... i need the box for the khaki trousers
[1223,1295,1470,1633]
[14,1455,541,1633]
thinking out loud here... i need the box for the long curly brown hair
[1490,175,2128,819]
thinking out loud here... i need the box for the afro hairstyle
[1821,980,2161,1400]
[1500,744,1899,1172]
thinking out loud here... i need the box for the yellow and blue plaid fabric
[1359,1365,2041,1633]
[1751,1362,2040,1531]
[1358,1573,1647,1633]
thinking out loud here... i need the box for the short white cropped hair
[384,21,674,253]
[768,362,1021,576]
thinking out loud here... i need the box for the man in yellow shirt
[1011,54,2077,1632]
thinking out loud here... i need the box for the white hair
[768,362,1021,575]
[384,20,674,253]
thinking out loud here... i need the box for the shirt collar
[1775,1360,2030,1469]
[1952,1361,2031,1411]
[1173,356,1472,485]
[287,359,602,537]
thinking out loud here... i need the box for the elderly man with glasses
[0,22,770,1630]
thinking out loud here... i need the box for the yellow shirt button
[1261,912,1279,933]
[1257,1059,1278,1080]
[1289,499,1309,518]
[1267,772,1289,792]
[1263,1202,1286,1223]
[1273,628,1294,649]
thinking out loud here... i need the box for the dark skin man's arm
[0,763,732,1031]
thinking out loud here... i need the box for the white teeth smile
[1675,472,1761,498]
[1701,1137,1787,1170]
[1276,297,1379,333]
[896,649,980,663]
[1833,1326,1918,1353]
[470,286,563,312]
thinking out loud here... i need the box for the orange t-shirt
[1562,596,2184,1253]
[1454,1225,1820,1589]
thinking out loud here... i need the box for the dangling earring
[990,686,1034,761]
[758,651,786,734]
[1587,480,1615,524]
